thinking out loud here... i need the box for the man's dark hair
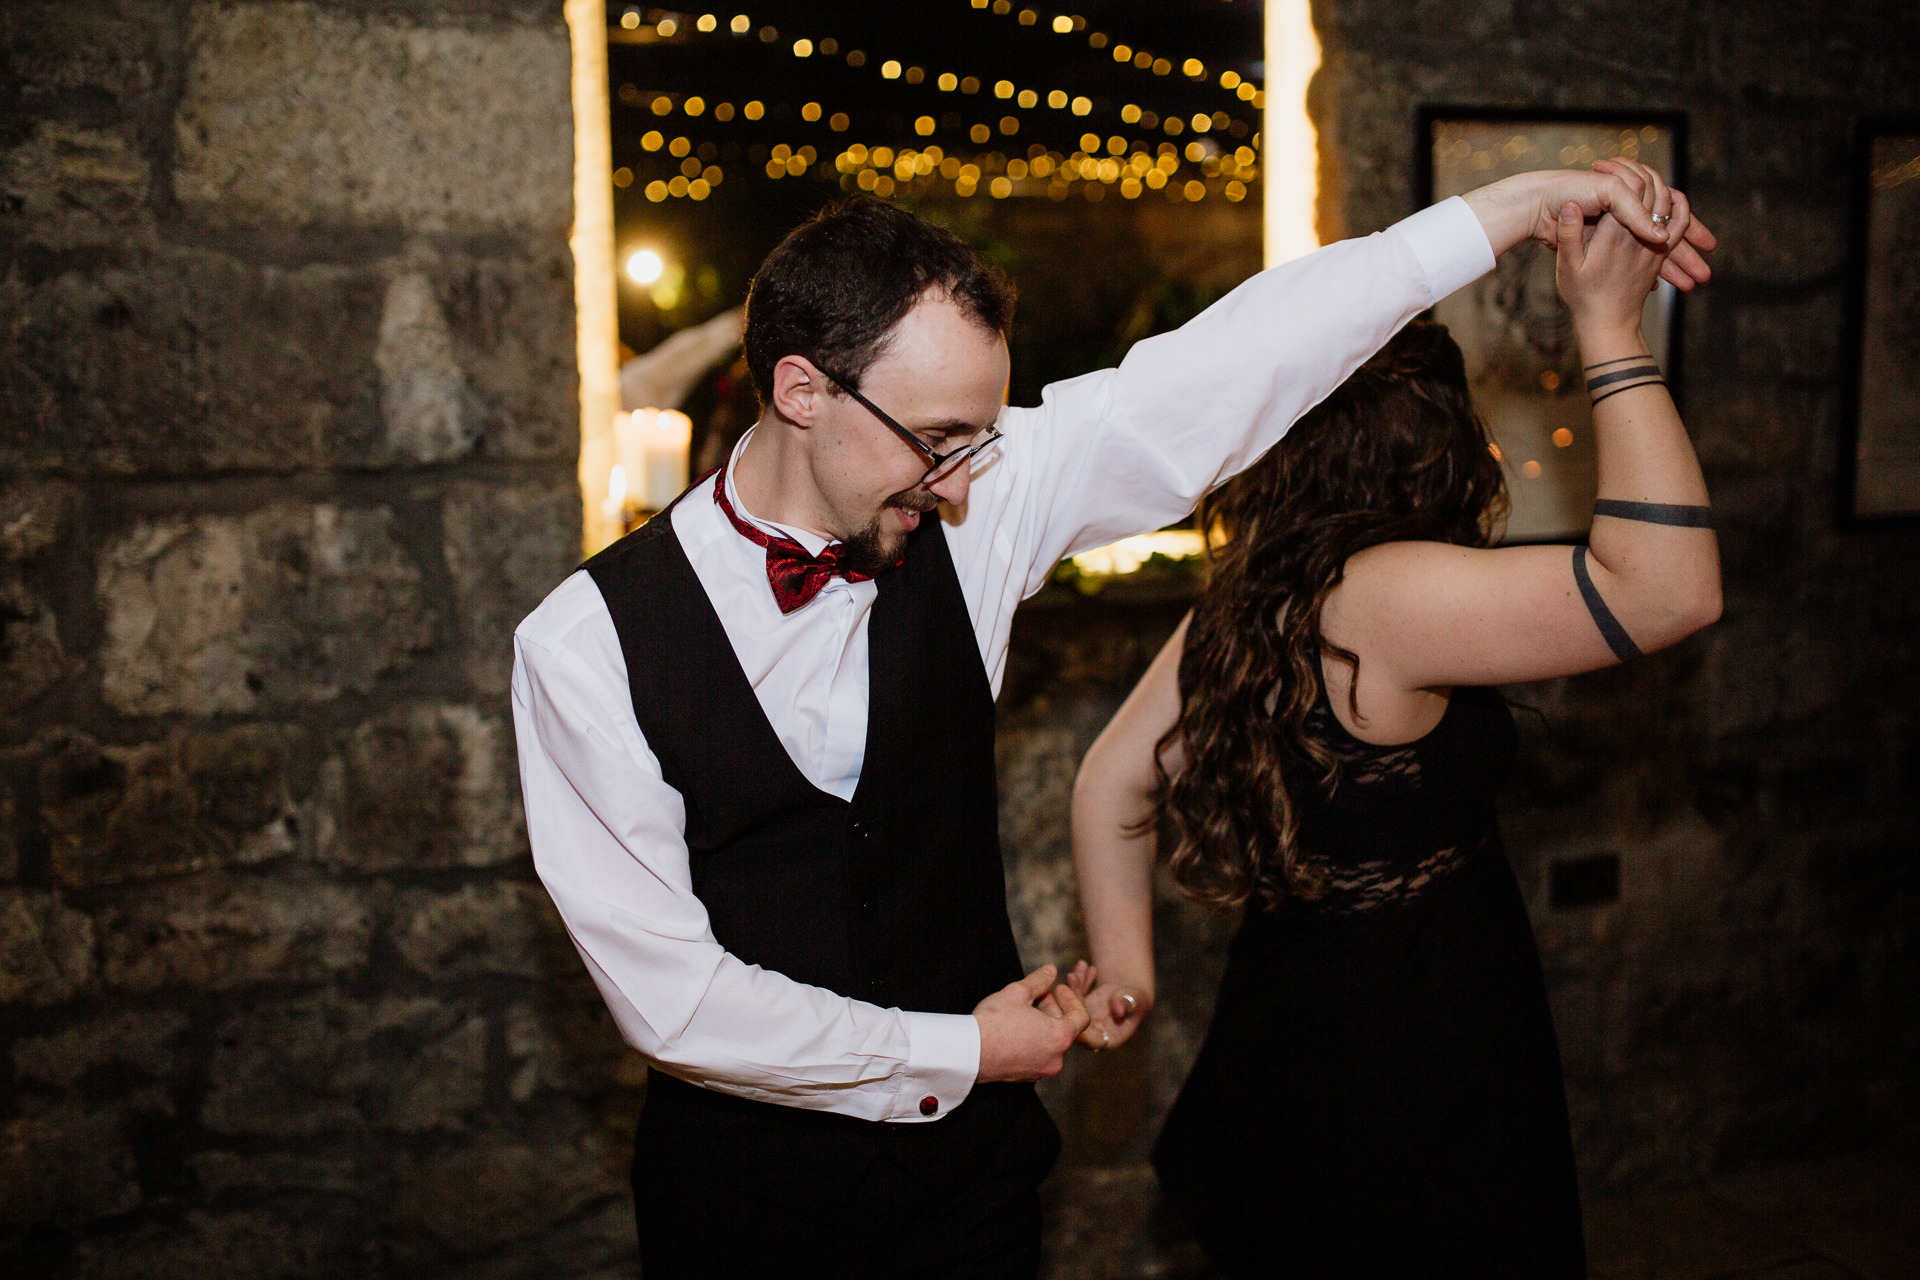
[743,197,1015,406]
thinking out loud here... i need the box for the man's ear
[769,355,825,427]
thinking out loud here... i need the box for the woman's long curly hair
[1156,320,1509,912]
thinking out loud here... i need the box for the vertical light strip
[1263,0,1322,267]
[567,0,622,555]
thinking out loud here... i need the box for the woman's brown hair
[1155,320,1509,911]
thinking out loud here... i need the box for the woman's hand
[1064,961,1155,1052]
[1554,195,1666,346]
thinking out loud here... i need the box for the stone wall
[0,3,633,1275]
[998,5,1920,1273]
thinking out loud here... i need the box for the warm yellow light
[656,17,677,36]
[1221,70,1242,89]
[744,100,764,120]
[1264,0,1321,267]
[995,80,1015,98]
[730,14,750,34]
[568,0,622,555]
[1121,104,1141,123]
[1112,44,1131,62]
[684,96,705,116]
[1553,428,1574,448]
[915,115,936,136]
[1049,90,1068,109]
[698,14,717,32]
[1018,89,1037,108]
[1070,530,1209,577]
[1070,96,1091,116]
[940,72,958,91]
[1184,58,1205,77]
[793,37,812,56]
[1052,14,1072,32]
[801,102,821,121]
[627,249,665,284]
[881,59,902,78]
[620,11,639,30]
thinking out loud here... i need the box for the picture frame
[1415,107,1687,542]
[1840,118,1920,524]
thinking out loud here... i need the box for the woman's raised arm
[1324,178,1721,703]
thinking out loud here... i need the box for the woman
[1066,175,1720,1277]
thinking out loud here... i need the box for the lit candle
[619,408,692,511]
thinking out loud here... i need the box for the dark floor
[1039,1152,1920,1279]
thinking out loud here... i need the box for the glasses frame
[820,369,1003,488]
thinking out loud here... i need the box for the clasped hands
[972,960,1154,1082]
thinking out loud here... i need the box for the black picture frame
[1414,106,1689,543]
[1839,118,1920,526]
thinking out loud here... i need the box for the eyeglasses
[820,369,1003,488]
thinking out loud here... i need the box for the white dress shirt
[510,198,1496,1124]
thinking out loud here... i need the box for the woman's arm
[1324,177,1721,709]
[1067,613,1190,1050]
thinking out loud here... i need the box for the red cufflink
[919,1095,938,1116]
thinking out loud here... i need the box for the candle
[614,408,694,513]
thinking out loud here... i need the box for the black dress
[1151,661,1586,1278]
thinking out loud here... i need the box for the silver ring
[1101,1031,1111,1048]
[1651,213,1671,227]
[1120,993,1138,1013]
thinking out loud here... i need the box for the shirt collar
[721,426,832,557]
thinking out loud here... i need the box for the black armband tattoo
[1572,546,1643,663]
[1593,499,1714,528]
[1586,361,1666,407]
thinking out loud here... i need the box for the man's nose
[927,464,970,508]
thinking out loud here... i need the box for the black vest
[585,499,1029,1107]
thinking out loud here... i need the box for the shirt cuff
[888,1011,980,1123]
[1393,195,1497,305]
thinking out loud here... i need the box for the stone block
[394,881,565,981]
[439,253,578,463]
[13,1008,190,1088]
[315,703,523,872]
[40,727,301,889]
[98,873,369,992]
[201,992,486,1136]
[66,1210,330,1280]
[0,481,79,715]
[97,501,436,715]
[387,1133,626,1257]
[0,1105,144,1234]
[0,1,173,237]
[503,994,634,1102]
[442,481,579,696]
[0,247,383,476]
[173,2,572,234]
[0,888,94,1005]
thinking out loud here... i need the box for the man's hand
[973,964,1090,1082]
[1461,162,1717,291]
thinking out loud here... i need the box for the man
[512,163,1712,1276]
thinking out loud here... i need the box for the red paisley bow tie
[712,469,882,614]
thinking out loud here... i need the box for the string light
[620,15,1260,144]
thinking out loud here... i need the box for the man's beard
[839,489,939,578]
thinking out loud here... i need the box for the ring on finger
[1652,213,1671,226]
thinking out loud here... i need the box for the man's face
[806,291,1009,572]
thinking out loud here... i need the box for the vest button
[919,1095,939,1117]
